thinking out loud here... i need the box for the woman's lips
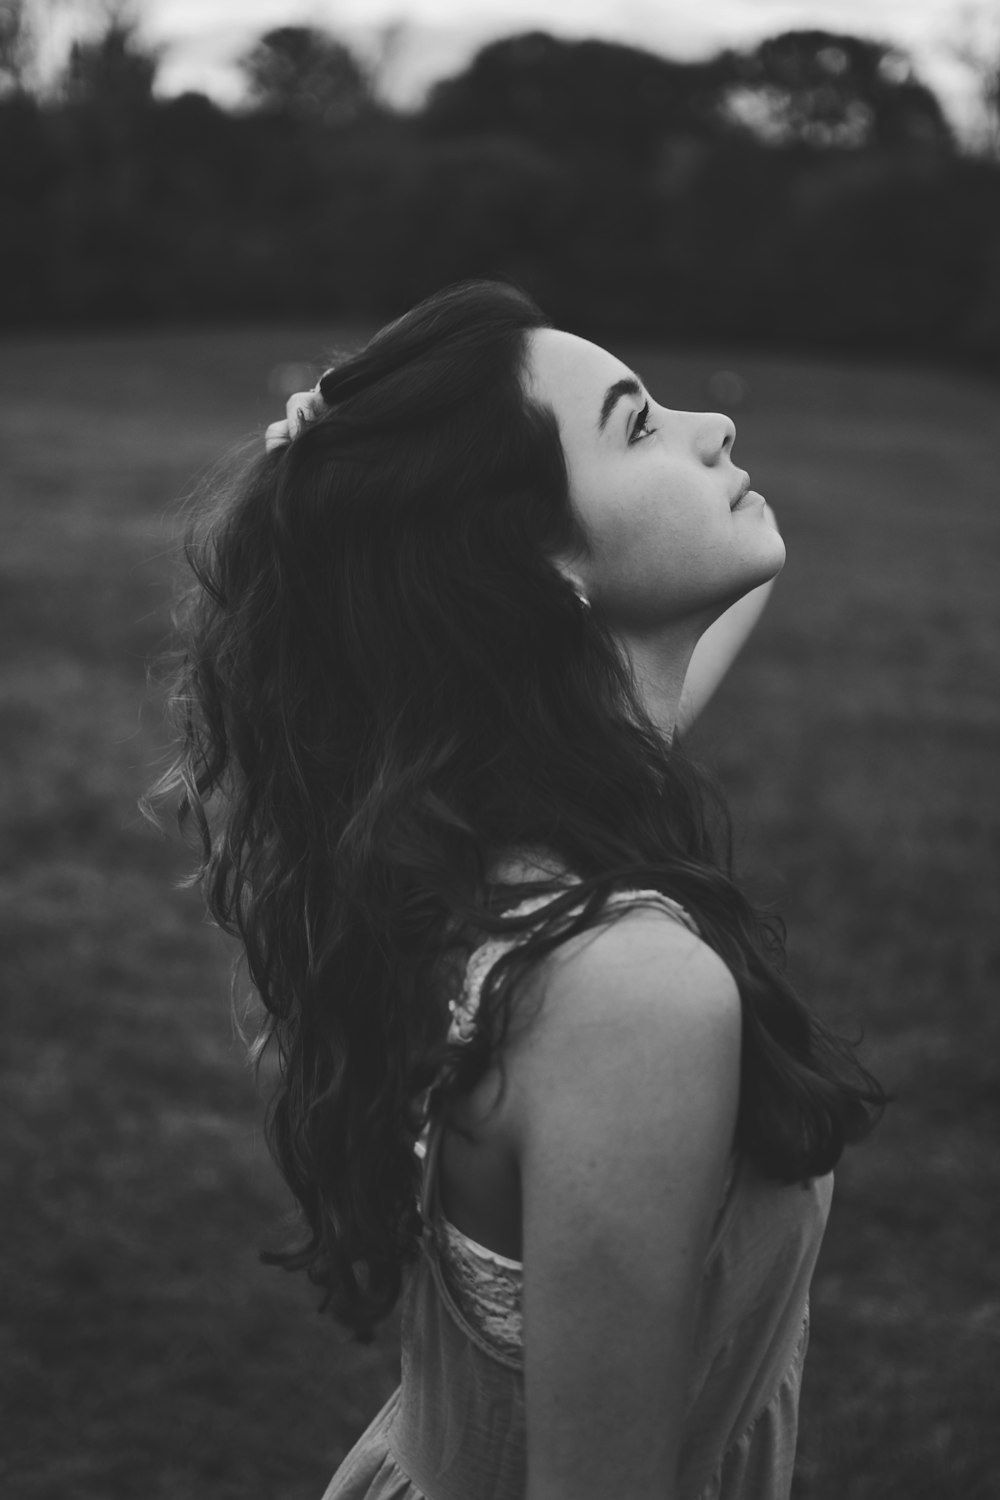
[730,473,751,509]
[732,488,766,511]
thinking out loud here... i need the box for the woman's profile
[151,280,883,1500]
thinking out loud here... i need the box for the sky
[42,0,1000,138]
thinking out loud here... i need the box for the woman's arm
[505,912,742,1500]
[677,504,782,732]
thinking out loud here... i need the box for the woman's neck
[619,626,701,742]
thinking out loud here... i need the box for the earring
[572,584,591,611]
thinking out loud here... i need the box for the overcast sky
[46,0,999,135]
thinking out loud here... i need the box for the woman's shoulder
[532,894,738,1038]
[499,893,742,1141]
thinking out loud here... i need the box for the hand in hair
[264,386,327,451]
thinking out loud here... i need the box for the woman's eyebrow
[598,375,643,433]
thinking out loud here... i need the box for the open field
[2,324,998,1500]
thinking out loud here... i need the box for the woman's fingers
[285,388,326,437]
[265,419,292,452]
[266,389,327,451]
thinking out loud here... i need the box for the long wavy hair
[148,279,884,1340]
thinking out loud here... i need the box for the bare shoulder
[512,900,740,1051]
[504,902,741,1144]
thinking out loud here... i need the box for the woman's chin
[752,523,786,580]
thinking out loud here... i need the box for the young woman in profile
[154,280,883,1500]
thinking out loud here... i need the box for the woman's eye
[630,401,654,443]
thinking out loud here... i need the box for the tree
[718,31,953,151]
[0,0,34,95]
[953,8,1000,158]
[421,31,723,164]
[60,12,157,111]
[239,26,373,128]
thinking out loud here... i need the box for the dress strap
[607,886,701,937]
[447,890,566,1043]
[416,1111,444,1223]
[447,884,699,1046]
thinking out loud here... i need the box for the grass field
[2,323,998,1500]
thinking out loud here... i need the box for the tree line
[2,15,1000,363]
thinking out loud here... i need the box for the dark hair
[148,279,884,1340]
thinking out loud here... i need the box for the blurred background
[2,1,999,1496]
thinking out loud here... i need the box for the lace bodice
[434,1215,524,1361]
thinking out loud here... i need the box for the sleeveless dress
[322,887,834,1500]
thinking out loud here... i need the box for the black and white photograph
[3,1,999,1497]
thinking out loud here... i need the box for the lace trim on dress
[446,890,566,1044]
[446,886,699,1045]
[434,1217,524,1361]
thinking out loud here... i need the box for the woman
[154,280,883,1500]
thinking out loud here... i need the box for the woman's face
[524,328,785,633]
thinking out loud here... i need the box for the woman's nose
[692,411,736,465]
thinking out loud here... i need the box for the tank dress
[322,887,834,1500]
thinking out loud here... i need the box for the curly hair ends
[146,278,885,1340]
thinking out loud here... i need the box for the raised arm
[677,504,782,732]
[506,911,741,1500]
